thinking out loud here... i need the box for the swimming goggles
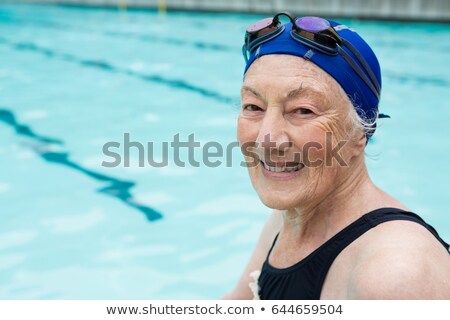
[242,12,381,99]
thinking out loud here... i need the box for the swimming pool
[0,3,449,299]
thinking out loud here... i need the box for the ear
[352,133,367,157]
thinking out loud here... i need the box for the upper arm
[348,222,450,299]
[222,210,283,300]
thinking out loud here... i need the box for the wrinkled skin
[238,54,363,215]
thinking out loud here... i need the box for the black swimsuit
[258,207,449,300]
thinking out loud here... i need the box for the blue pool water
[0,4,449,299]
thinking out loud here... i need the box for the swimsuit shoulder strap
[313,207,449,294]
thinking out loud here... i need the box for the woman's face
[238,55,360,210]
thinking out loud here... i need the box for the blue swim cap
[244,21,382,138]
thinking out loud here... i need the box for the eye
[294,108,313,115]
[242,104,263,112]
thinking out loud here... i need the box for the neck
[281,157,380,244]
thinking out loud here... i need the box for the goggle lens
[246,17,275,33]
[295,16,330,33]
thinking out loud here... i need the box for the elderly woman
[224,13,450,300]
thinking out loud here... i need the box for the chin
[255,189,305,210]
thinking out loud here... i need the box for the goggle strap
[342,38,381,93]
[242,44,249,63]
[338,46,380,99]
[291,31,379,99]
[290,31,337,55]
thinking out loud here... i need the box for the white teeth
[262,162,304,173]
[274,166,284,173]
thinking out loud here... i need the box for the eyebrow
[286,83,327,102]
[287,83,306,99]
[241,85,267,104]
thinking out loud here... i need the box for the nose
[255,109,291,157]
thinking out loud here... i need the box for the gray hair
[345,97,378,143]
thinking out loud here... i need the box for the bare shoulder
[348,219,450,299]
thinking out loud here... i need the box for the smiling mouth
[260,161,305,173]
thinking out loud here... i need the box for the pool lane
[0,108,163,221]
